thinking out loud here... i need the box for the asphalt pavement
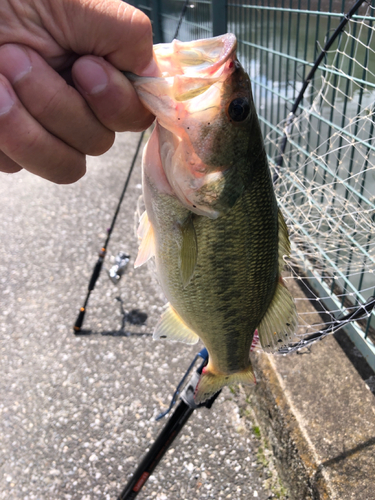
[0,132,286,500]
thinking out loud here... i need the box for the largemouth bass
[129,34,297,403]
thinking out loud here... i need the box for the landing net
[261,2,375,350]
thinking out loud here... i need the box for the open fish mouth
[154,33,236,76]
[126,33,237,120]
[128,33,251,218]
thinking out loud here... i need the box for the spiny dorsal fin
[257,278,298,352]
[154,304,199,345]
[178,213,198,288]
[134,211,156,268]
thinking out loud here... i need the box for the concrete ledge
[249,286,375,500]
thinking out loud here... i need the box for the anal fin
[154,304,199,345]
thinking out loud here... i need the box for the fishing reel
[108,251,130,284]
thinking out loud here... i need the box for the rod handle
[88,255,104,291]
[73,308,86,333]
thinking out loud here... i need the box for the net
[262,2,375,351]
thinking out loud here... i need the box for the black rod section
[117,400,194,500]
[117,349,220,499]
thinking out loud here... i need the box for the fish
[128,34,298,403]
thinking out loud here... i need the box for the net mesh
[262,3,375,349]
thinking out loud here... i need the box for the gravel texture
[0,132,285,500]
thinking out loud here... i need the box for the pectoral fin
[134,211,156,268]
[154,304,199,345]
[178,214,198,287]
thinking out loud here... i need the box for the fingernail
[75,58,109,95]
[1,44,32,84]
[138,58,160,77]
[0,81,14,115]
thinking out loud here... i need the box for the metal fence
[129,0,375,369]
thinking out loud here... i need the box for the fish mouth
[126,33,237,112]
[128,34,241,219]
[154,33,237,78]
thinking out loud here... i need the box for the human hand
[0,0,156,183]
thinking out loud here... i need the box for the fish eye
[228,98,250,122]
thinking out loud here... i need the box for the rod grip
[74,308,86,333]
[88,256,104,291]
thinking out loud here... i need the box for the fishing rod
[116,348,221,500]
[73,131,144,333]
[114,4,227,498]
[115,299,375,498]
[273,0,368,181]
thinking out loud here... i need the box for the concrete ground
[250,281,375,500]
[0,132,285,500]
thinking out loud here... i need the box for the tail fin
[194,365,255,404]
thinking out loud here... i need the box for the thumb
[44,0,155,75]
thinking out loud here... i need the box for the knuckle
[131,8,152,38]
[128,9,153,73]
